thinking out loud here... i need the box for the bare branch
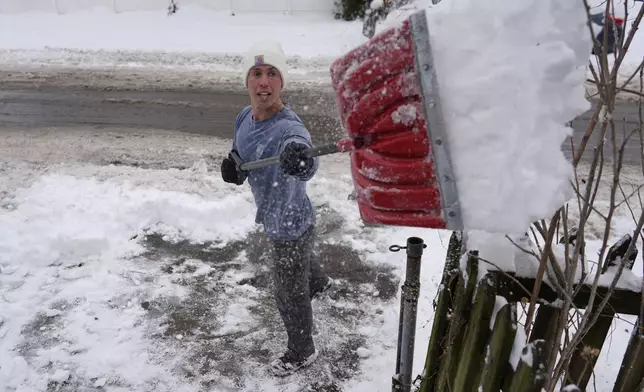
[572,181,609,221]
[474,255,534,299]
[615,183,644,208]
[573,102,602,166]
[617,58,644,92]
[505,234,540,260]
[525,213,561,336]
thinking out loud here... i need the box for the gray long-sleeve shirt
[233,104,319,241]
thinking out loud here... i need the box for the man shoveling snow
[220,41,332,377]
[218,0,594,375]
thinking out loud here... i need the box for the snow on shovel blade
[330,9,462,231]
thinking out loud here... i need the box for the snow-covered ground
[0,127,642,391]
[1,0,644,92]
[1,0,643,391]
[0,127,451,391]
[0,5,365,89]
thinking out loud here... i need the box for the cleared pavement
[0,81,642,166]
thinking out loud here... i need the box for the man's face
[247,65,283,110]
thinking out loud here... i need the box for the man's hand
[279,142,314,177]
[221,151,247,185]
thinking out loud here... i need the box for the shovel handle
[237,138,357,171]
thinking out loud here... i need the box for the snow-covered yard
[1,0,643,391]
[0,126,642,391]
[1,0,644,90]
[0,128,452,391]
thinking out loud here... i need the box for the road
[0,81,642,166]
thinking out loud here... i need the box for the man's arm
[221,108,251,185]
[231,106,250,153]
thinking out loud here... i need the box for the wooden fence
[416,231,643,392]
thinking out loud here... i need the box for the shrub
[333,0,369,21]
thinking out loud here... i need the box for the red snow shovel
[238,10,462,231]
[330,10,461,230]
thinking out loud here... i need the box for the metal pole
[410,10,463,231]
[391,237,425,392]
[238,142,340,171]
[236,136,364,172]
[394,288,405,380]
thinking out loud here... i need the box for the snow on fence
[0,0,336,14]
[415,231,644,392]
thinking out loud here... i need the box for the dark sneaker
[270,350,318,377]
[310,277,333,299]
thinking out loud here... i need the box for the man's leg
[305,228,331,298]
[271,230,316,362]
[306,228,324,280]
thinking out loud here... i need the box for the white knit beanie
[243,41,288,89]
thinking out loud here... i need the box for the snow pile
[427,0,592,234]
[0,173,258,390]
[1,174,257,268]
[370,0,386,10]
[0,5,366,81]
[511,230,644,291]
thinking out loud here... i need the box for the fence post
[567,234,638,388]
[436,250,479,391]
[452,272,497,391]
[480,299,517,392]
[505,340,548,391]
[613,318,644,392]
[418,231,463,392]
[391,237,425,392]
[530,304,562,368]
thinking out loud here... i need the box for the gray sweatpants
[269,226,326,359]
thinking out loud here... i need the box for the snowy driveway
[0,127,449,392]
[1,77,642,392]
[1,70,643,166]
